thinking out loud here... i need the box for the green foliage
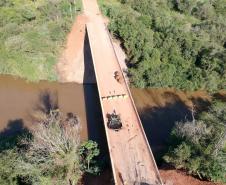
[100,0,226,91]
[164,142,191,169]
[79,140,101,175]
[0,0,81,81]
[0,110,100,185]
[0,150,23,185]
[164,101,226,182]
[0,135,42,185]
[22,110,82,185]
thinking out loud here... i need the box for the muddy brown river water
[0,75,106,142]
[0,75,113,184]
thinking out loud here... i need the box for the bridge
[82,0,162,184]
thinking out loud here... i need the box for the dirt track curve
[82,0,162,184]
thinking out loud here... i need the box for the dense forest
[0,0,81,81]
[100,0,226,92]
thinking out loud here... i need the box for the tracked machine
[107,110,122,131]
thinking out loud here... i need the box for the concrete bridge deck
[82,0,162,184]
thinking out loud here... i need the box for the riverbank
[131,88,225,185]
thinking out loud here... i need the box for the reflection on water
[0,75,100,141]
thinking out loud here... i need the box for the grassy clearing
[0,0,81,81]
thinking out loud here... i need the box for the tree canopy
[100,0,226,91]
[164,101,226,182]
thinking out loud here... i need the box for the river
[0,75,105,142]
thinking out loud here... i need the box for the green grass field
[0,0,81,81]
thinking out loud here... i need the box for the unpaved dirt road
[82,0,162,184]
[57,11,127,84]
[57,14,96,83]
[57,15,87,83]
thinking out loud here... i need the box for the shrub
[164,101,226,182]
[78,140,101,175]
[22,110,82,185]
[0,109,100,185]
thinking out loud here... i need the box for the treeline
[100,0,226,91]
[0,0,81,81]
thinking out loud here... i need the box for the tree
[164,101,226,182]
[78,140,100,175]
[23,110,82,185]
[173,0,197,14]
[0,110,101,185]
